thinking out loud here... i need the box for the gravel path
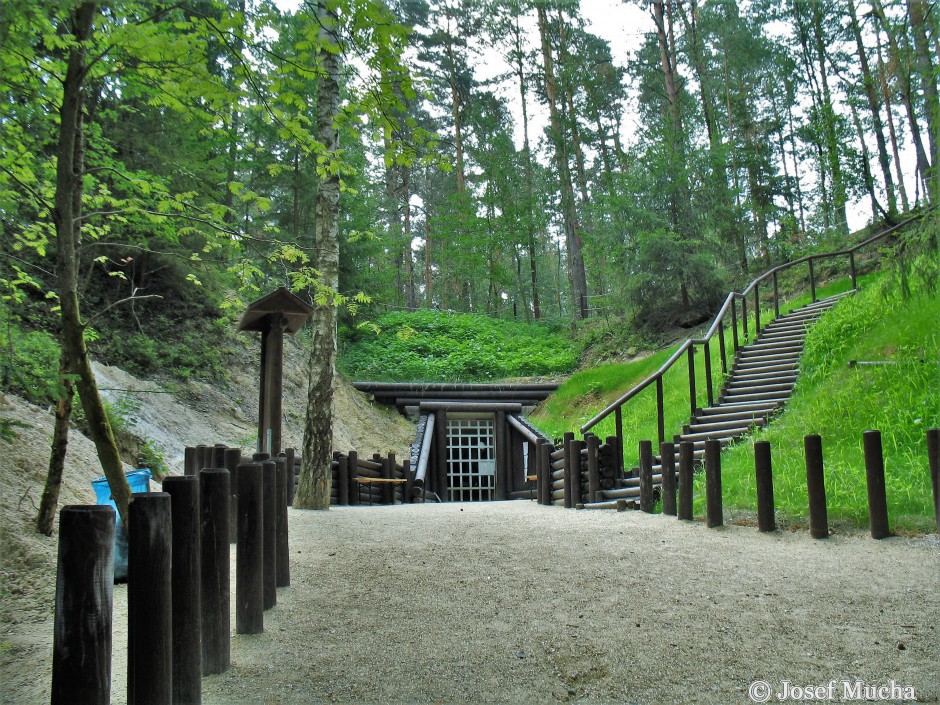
[3,501,939,704]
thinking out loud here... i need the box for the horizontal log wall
[546,435,622,507]
[329,451,412,506]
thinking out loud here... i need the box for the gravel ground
[9,501,935,705]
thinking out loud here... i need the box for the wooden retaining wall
[329,451,413,506]
[544,434,625,507]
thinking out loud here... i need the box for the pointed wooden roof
[237,287,313,335]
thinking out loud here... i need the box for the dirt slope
[0,339,413,689]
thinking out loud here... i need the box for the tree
[537,4,588,320]
[1,0,291,528]
[295,1,343,510]
[294,0,415,508]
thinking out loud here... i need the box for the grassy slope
[705,280,939,532]
[531,275,939,532]
[339,309,579,382]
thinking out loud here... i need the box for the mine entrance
[446,416,496,501]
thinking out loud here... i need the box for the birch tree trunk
[295,1,342,510]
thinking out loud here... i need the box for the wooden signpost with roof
[237,288,313,455]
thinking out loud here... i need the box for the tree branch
[84,294,163,326]
[0,163,54,212]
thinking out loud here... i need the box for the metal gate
[446,417,496,501]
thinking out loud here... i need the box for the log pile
[541,433,624,507]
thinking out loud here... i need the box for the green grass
[530,269,937,532]
[698,278,939,533]
[339,309,580,382]
[530,340,724,469]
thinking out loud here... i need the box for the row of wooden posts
[574,428,939,538]
[51,446,294,705]
[537,433,624,506]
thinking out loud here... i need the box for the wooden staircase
[592,294,847,505]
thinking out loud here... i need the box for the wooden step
[734,351,802,366]
[731,366,799,381]
[719,390,790,405]
[686,417,766,434]
[738,343,804,358]
[751,332,806,346]
[696,401,781,417]
[726,374,798,390]
[680,426,753,442]
[724,381,795,396]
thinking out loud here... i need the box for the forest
[1,0,938,512]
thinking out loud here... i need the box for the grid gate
[446,418,496,501]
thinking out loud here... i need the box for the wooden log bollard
[562,432,575,508]
[275,456,290,588]
[570,439,584,505]
[52,505,115,705]
[403,459,414,504]
[677,441,694,520]
[212,444,227,470]
[927,428,939,534]
[236,464,264,635]
[184,446,197,476]
[660,442,676,516]
[337,456,349,505]
[754,441,776,532]
[804,434,829,539]
[199,468,231,674]
[225,447,241,544]
[283,448,297,506]
[586,434,601,503]
[704,439,723,528]
[638,440,654,513]
[162,476,202,705]
[196,445,211,473]
[348,450,360,505]
[538,441,552,506]
[128,493,172,705]
[863,430,890,539]
[381,456,394,504]
[261,460,277,609]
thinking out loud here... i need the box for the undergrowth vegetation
[339,309,580,381]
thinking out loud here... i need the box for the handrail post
[772,271,780,319]
[718,320,727,376]
[730,298,739,352]
[754,283,761,335]
[849,251,857,289]
[614,407,624,476]
[656,376,665,446]
[703,340,714,408]
[741,293,749,342]
[687,345,697,419]
[808,257,817,302]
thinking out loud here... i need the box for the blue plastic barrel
[91,469,152,582]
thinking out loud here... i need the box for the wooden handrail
[580,210,931,436]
